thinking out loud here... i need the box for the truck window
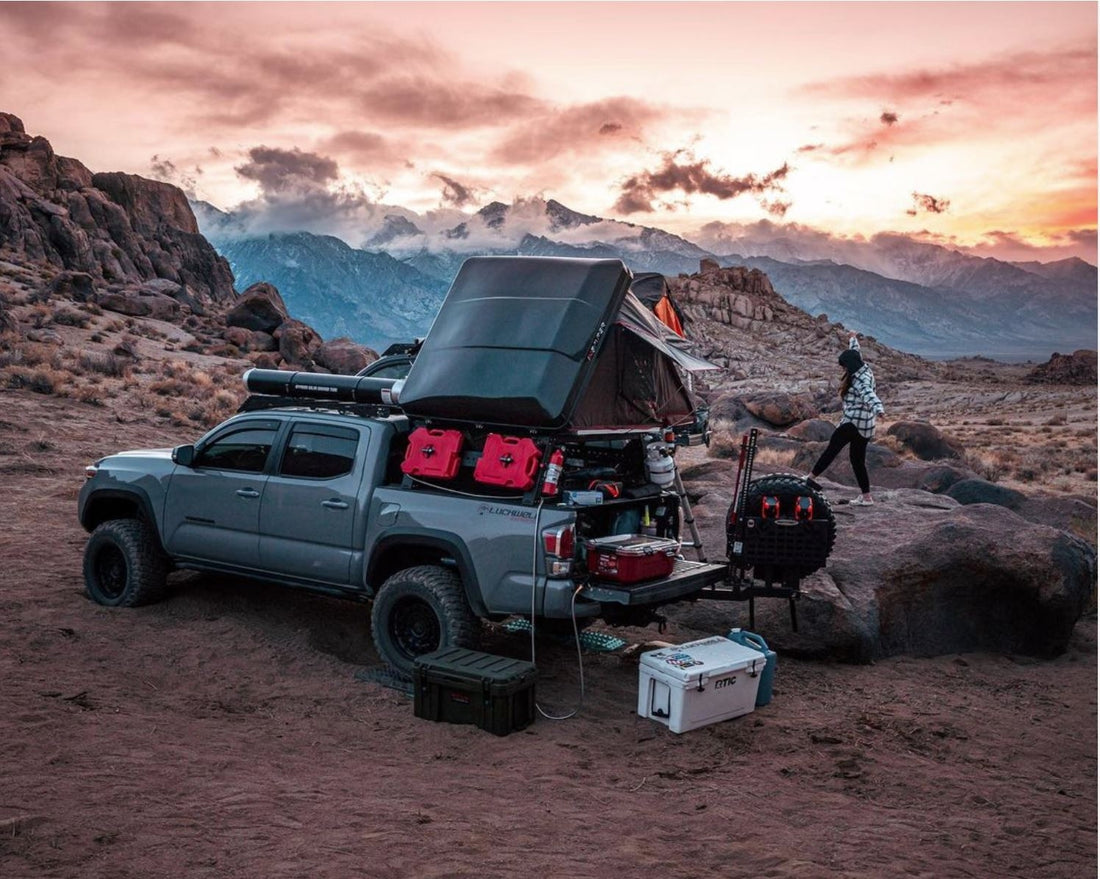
[279,425,359,479]
[195,427,277,473]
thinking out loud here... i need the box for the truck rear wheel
[370,565,479,675]
[83,519,170,607]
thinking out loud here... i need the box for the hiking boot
[850,496,875,506]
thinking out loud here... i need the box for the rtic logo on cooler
[714,677,737,689]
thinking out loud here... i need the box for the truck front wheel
[83,519,170,607]
[370,565,479,675]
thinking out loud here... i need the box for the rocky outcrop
[0,112,234,308]
[275,319,321,368]
[677,463,1097,662]
[225,282,288,333]
[313,337,377,375]
[946,478,1027,511]
[886,420,962,460]
[1026,349,1097,385]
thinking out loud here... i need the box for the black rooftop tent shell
[397,256,700,433]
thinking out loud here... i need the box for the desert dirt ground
[0,388,1096,879]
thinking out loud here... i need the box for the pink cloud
[615,151,789,214]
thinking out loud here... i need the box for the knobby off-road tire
[730,473,837,581]
[83,518,170,607]
[370,565,479,675]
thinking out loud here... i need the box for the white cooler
[638,636,765,733]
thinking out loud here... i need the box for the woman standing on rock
[805,335,884,505]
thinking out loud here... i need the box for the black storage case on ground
[413,647,538,736]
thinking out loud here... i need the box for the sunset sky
[0,1,1096,263]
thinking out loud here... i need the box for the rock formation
[0,113,234,309]
[1026,349,1098,385]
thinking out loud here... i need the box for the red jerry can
[474,434,543,490]
[401,427,465,480]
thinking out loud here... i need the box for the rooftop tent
[397,256,707,432]
[629,272,687,338]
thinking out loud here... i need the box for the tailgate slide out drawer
[581,559,728,606]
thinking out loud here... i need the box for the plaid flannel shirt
[840,338,885,439]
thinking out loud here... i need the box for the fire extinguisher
[541,448,564,496]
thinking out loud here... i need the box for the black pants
[812,422,870,494]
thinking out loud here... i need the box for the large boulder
[742,392,816,427]
[45,270,96,302]
[226,283,288,333]
[946,478,1026,511]
[96,287,180,321]
[786,418,835,443]
[886,420,962,460]
[276,319,321,367]
[312,337,378,375]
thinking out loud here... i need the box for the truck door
[258,422,365,585]
[163,420,280,568]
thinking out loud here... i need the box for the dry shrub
[1045,413,1068,426]
[53,308,90,328]
[963,449,1007,483]
[22,343,62,369]
[148,377,191,397]
[79,351,131,378]
[72,385,105,406]
[3,365,70,395]
[29,304,53,328]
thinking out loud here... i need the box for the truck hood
[98,448,175,464]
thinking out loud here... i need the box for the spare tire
[727,473,836,583]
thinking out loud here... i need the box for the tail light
[84,465,98,480]
[794,496,814,520]
[761,496,780,519]
[542,525,575,577]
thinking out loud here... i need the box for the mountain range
[197,198,1096,360]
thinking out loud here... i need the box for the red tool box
[585,534,679,583]
[473,434,542,490]
[400,427,465,480]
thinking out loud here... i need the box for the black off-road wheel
[83,519,170,607]
[370,565,479,675]
[728,473,837,581]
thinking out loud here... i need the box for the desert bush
[149,377,192,397]
[754,448,799,469]
[3,365,69,395]
[53,308,90,328]
[22,343,62,369]
[963,449,1006,482]
[79,351,130,378]
[1045,413,1068,426]
[72,385,105,407]
[29,304,53,328]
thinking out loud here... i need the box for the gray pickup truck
[79,257,735,672]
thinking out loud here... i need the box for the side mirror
[172,444,195,467]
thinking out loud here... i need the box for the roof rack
[237,394,400,420]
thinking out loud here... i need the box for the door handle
[235,488,260,499]
[322,499,349,510]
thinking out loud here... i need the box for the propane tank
[541,448,565,496]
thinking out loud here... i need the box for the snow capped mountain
[195,196,1096,359]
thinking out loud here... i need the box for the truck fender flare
[367,530,487,617]
[79,487,167,554]
[81,486,157,531]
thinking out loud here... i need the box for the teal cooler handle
[726,628,776,708]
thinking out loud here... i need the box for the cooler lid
[398,256,633,430]
[586,534,680,557]
[639,636,763,684]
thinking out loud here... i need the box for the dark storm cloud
[614,151,789,214]
[600,122,624,135]
[433,173,475,207]
[880,111,899,125]
[907,192,950,215]
[235,147,340,194]
[148,154,202,197]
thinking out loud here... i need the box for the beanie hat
[838,349,863,374]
